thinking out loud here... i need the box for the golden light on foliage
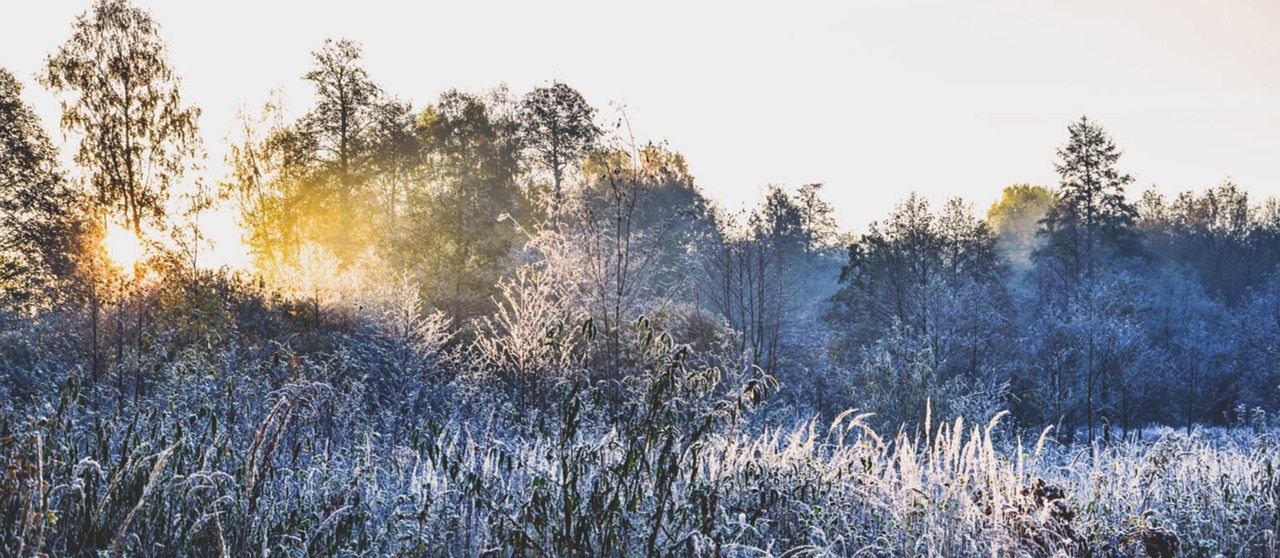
[102,221,145,272]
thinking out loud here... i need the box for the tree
[987,184,1054,267]
[42,0,200,235]
[225,40,412,278]
[585,142,714,301]
[521,142,717,387]
[1147,181,1266,304]
[367,99,424,239]
[545,146,671,381]
[754,186,807,254]
[795,183,839,251]
[300,38,384,263]
[0,68,84,312]
[1035,117,1138,289]
[519,82,601,209]
[829,194,1009,412]
[737,189,804,376]
[1089,273,1150,442]
[221,91,319,278]
[401,89,524,321]
[1234,268,1280,414]
[1142,266,1232,432]
[702,186,842,381]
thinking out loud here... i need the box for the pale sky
[4,0,1280,266]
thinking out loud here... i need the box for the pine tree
[1036,116,1139,288]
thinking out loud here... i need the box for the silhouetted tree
[795,183,839,251]
[0,68,84,312]
[42,0,200,235]
[1035,116,1138,290]
[403,89,524,321]
[300,38,384,263]
[367,99,424,241]
[519,82,601,209]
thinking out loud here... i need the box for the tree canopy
[42,0,200,235]
[1035,116,1139,288]
[0,68,84,311]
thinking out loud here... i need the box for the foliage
[400,88,527,322]
[41,0,200,235]
[1035,116,1139,289]
[221,90,317,277]
[829,194,1009,415]
[0,68,85,313]
[1139,181,1280,305]
[518,82,601,208]
[7,329,1280,557]
[988,184,1055,267]
[298,38,385,264]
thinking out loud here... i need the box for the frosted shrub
[473,265,584,402]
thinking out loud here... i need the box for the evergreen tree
[1036,116,1138,289]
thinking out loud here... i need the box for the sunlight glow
[198,207,252,270]
[103,221,146,272]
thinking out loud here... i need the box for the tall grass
[4,309,1278,556]
[6,386,1279,555]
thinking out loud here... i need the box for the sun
[102,221,146,272]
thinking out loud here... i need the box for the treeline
[3,0,1280,445]
[829,135,1280,441]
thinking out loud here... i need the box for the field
[3,310,1277,557]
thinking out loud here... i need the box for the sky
[3,0,1280,267]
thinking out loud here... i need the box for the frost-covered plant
[5,263,1280,557]
[473,264,585,404]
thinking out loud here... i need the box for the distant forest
[4,1,1280,556]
